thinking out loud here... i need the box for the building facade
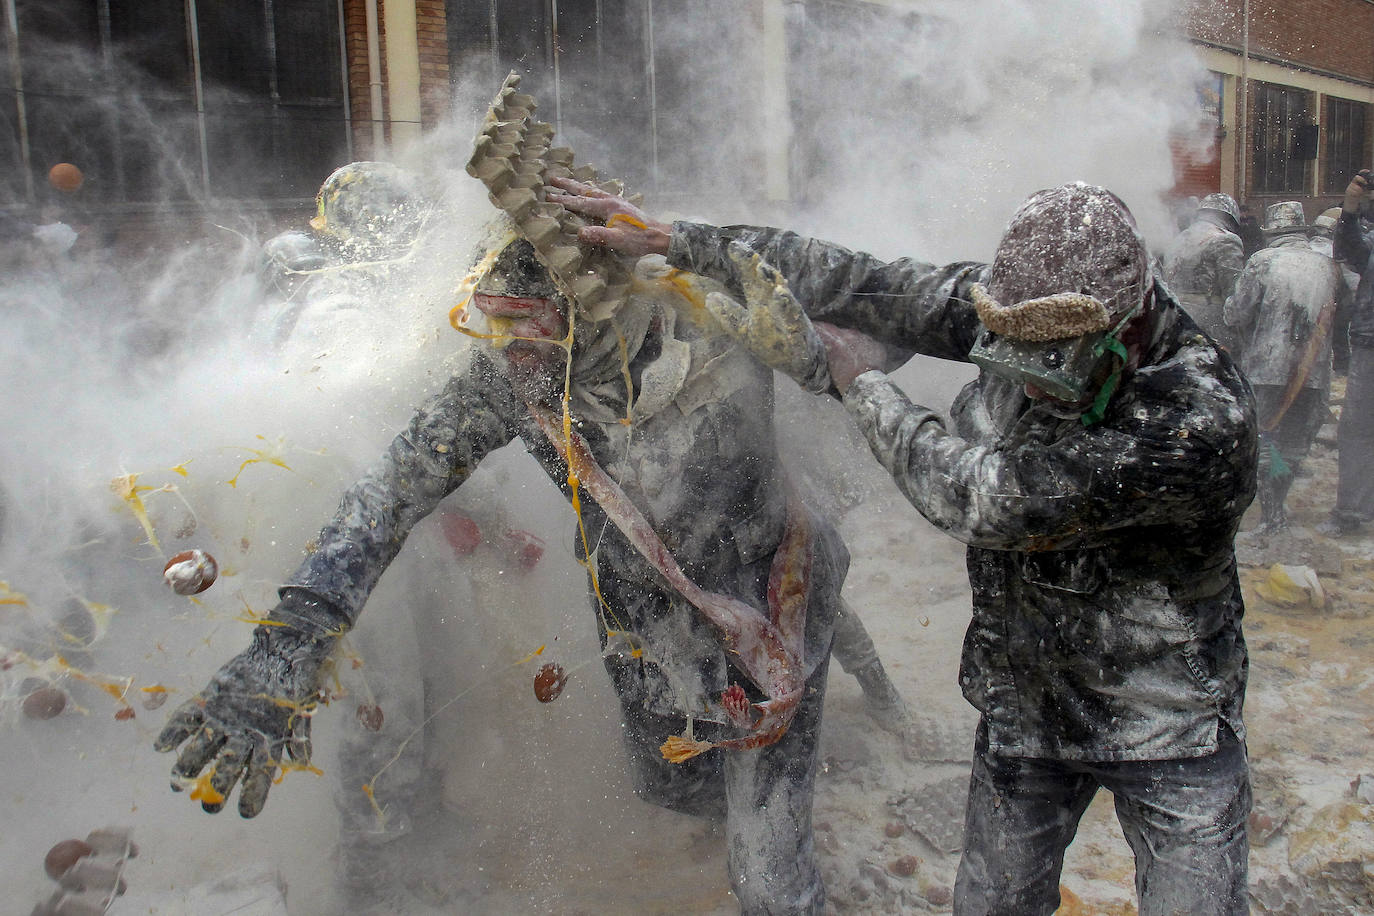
[1180,0,1374,217]
[4,1,1370,233]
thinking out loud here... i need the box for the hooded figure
[155,119,907,912]
[555,179,1259,916]
[1161,191,1246,356]
[258,161,431,348]
[1226,201,1349,535]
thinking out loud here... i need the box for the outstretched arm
[155,355,524,817]
[549,177,986,364]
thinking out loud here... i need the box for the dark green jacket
[670,222,1257,761]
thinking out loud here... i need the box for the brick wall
[1186,0,1374,84]
[415,0,450,127]
[1181,0,1374,214]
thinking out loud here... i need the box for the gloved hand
[1343,169,1372,213]
[545,176,672,257]
[814,321,887,394]
[154,591,346,817]
[704,241,832,393]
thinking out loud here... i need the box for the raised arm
[1335,170,1374,272]
[547,176,986,365]
[843,357,1255,550]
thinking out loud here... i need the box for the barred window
[1252,82,1315,196]
[448,0,768,206]
[1,0,349,208]
[1324,96,1369,195]
[447,0,656,192]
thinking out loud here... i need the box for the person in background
[1238,202,1268,261]
[1319,169,1374,537]
[554,178,1257,916]
[1225,201,1349,538]
[1161,192,1246,357]
[1311,206,1358,375]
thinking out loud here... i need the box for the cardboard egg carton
[467,72,636,321]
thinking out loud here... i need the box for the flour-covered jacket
[1335,211,1374,347]
[1161,219,1245,316]
[669,222,1257,762]
[283,256,846,725]
[1225,234,1347,392]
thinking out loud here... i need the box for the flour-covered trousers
[1334,345,1374,526]
[954,720,1251,916]
[605,648,832,916]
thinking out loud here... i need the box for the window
[449,0,771,204]
[1252,82,1314,195]
[1,0,349,208]
[447,0,656,192]
[1324,96,1369,195]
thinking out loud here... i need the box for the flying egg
[533,662,568,703]
[163,549,219,595]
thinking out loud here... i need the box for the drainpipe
[646,0,658,193]
[365,0,386,156]
[4,0,33,202]
[337,0,353,161]
[186,0,211,197]
[1238,0,1249,200]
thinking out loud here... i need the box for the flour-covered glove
[154,591,346,817]
[704,241,831,394]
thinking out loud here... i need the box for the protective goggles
[967,289,1142,423]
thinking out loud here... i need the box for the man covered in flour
[154,75,903,915]
[553,177,1258,914]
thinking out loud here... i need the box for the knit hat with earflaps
[971,183,1151,342]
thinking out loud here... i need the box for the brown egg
[883,821,905,838]
[924,885,953,907]
[44,838,92,879]
[533,662,568,703]
[22,685,67,720]
[47,162,84,192]
[163,549,219,595]
[890,855,920,878]
[356,704,384,731]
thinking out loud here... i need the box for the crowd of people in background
[1163,176,1374,542]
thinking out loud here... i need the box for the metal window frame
[1252,82,1314,196]
[470,0,660,192]
[1323,95,1367,195]
[1,0,351,206]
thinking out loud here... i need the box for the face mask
[968,298,1141,423]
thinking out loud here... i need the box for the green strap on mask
[1080,335,1127,427]
[1079,297,1142,427]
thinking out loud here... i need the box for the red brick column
[415,0,450,128]
[343,0,390,158]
